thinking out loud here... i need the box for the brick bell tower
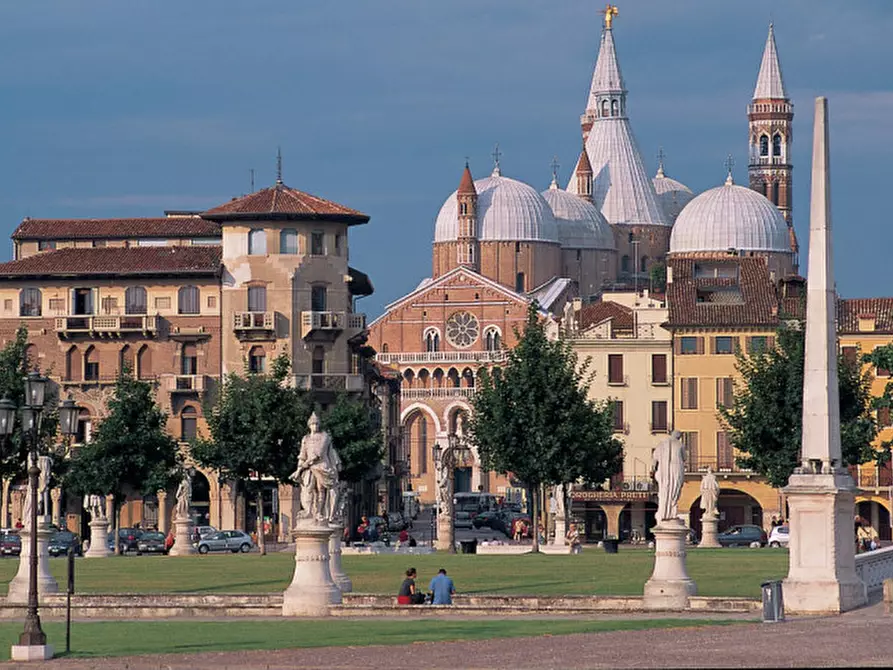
[455,162,479,272]
[748,23,798,267]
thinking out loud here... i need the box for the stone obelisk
[782,97,866,614]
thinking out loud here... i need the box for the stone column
[601,503,626,539]
[328,524,352,592]
[699,515,721,548]
[51,488,62,528]
[1,478,10,529]
[85,519,110,559]
[283,524,341,616]
[644,518,697,610]
[278,484,298,543]
[157,490,168,534]
[7,521,59,602]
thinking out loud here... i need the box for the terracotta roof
[666,257,781,328]
[0,246,221,279]
[838,299,893,334]
[457,165,476,195]
[202,183,369,223]
[12,217,220,241]
[578,300,634,332]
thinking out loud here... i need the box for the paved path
[11,602,890,670]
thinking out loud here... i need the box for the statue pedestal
[7,521,58,603]
[84,519,110,558]
[283,522,342,616]
[699,516,721,548]
[168,518,196,557]
[644,519,697,610]
[329,524,352,592]
[783,472,867,614]
[550,515,566,547]
[435,513,454,552]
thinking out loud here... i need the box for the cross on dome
[491,143,502,177]
[724,154,735,185]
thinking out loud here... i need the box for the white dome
[669,181,790,254]
[541,185,615,250]
[652,172,695,223]
[434,174,559,243]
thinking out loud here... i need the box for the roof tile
[0,246,221,278]
[203,183,369,223]
[12,217,220,241]
[838,298,893,334]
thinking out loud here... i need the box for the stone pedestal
[644,519,697,610]
[783,472,867,614]
[699,516,721,548]
[168,518,196,557]
[7,522,59,603]
[550,515,566,547]
[84,519,110,559]
[10,644,54,661]
[328,524,352,592]
[435,513,453,552]
[283,523,342,616]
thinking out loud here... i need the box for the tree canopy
[719,324,877,488]
[321,393,383,484]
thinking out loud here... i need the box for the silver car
[197,530,255,554]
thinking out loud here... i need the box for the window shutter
[767,336,776,350]
[880,406,891,427]
[717,432,733,469]
[710,337,716,354]
[732,336,740,353]
[674,338,682,355]
[680,379,688,409]
[652,354,667,384]
[696,337,705,355]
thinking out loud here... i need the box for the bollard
[761,580,784,622]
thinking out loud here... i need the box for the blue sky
[1,1,891,317]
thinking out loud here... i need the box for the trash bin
[460,539,477,554]
[761,580,784,622]
[603,538,619,554]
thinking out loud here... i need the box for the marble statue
[563,301,577,336]
[175,470,192,521]
[87,494,106,521]
[291,412,342,523]
[652,431,685,522]
[553,483,566,520]
[329,480,348,526]
[699,466,720,519]
[38,454,52,516]
[435,448,453,515]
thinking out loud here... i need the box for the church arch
[688,487,764,537]
[402,369,415,388]
[447,367,460,388]
[417,368,430,388]
[432,368,444,388]
[403,408,434,475]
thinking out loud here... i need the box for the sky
[1,1,891,318]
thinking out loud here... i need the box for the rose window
[445,311,479,348]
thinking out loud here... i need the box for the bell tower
[455,162,479,272]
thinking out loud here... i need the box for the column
[278,483,298,543]
[601,503,626,539]
[157,490,168,534]
[1,478,10,529]
[50,488,62,528]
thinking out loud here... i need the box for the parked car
[717,524,768,547]
[192,526,217,542]
[136,531,169,555]
[454,511,473,529]
[472,510,500,530]
[197,530,255,554]
[768,525,790,548]
[0,533,21,557]
[48,531,82,557]
[109,528,144,554]
[384,512,409,532]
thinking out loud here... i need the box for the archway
[619,501,657,542]
[857,499,892,542]
[689,488,764,536]
[191,470,211,526]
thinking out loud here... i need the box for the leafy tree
[191,355,311,555]
[65,371,180,550]
[649,262,667,293]
[860,345,893,464]
[468,304,623,551]
[321,393,383,484]
[719,324,877,488]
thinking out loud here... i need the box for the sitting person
[429,568,456,605]
[397,567,425,605]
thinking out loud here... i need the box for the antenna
[249,168,255,192]
[276,147,283,185]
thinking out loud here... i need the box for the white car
[768,525,789,548]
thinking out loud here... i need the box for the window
[607,354,624,385]
[760,135,769,157]
[681,432,699,471]
[611,99,619,116]
[248,229,266,255]
[181,343,198,375]
[747,336,771,354]
[3,299,12,313]
[100,296,118,315]
[125,287,147,315]
[75,409,92,445]
[640,255,648,273]
[137,238,167,247]
[84,347,99,381]
[484,328,501,352]
[716,377,734,408]
[680,377,699,410]
[621,255,630,273]
[311,231,325,256]
[180,407,197,441]
[178,286,200,315]
[713,336,736,355]
[772,133,782,157]
[248,346,266,374]
[92,240,107,248]
[877,365,891,378]
[717,432,734,470]
[280,229,298,254]
[424,330,440,353]
[651,401,668,432]
[312,346,325,375]
[459,203,467,216]
[879,407,892,428]
[601,100,608,117]
[515,272,525,292]
[120,345,134,375]
[678,336,702,355]
[334,234,343,256]
[311,285,327,312]
[611,401,624,432]
[73,288,94,315]
[841,346,858,365]
[247,286,267,313]
[207,295,217,309]
[66,346,81,381]
[651,354,668,384]
[381,343,389,353]
[48,298,65,314]
[137,345,152,379]
[38,240,56,251]
[19,288,42,317]
[154,296,171,310]
[772,182,780,205]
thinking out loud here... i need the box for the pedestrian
[357,516,369,541]
[397,567,425,605]
[566,523,582,554]
[429,568,456,605]
[14,518,23,530]
[398,528,409,545]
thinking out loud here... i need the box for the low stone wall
[0,593,282,619]
[855,546,893,593]
[343,545,435,556]
[476,545,532,555]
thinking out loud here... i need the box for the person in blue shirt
[429,568,455,605]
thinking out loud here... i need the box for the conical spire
[458,162,476,195]
[753,23,787,100]
[587,21,626,110]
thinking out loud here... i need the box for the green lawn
[0,618,751,660]
[0,548,788,598]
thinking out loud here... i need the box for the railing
[300,311,366,338]
[608,475,655,493]
[292,374,364,392]
[401,387,476,400]
[685,456,752,474]
[233,312,274,330]
[55,315,157,335]
[164,374,207,393]
[855,545,893,594]
[376,350,507,365]
[849,464,893,489]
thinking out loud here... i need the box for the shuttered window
[680,378,699,410]
[125,286,147,315]
[611,401,624,432]
[677,336,704,355]
[879,406,892,428]
[651,401,668,432]
[178,286,200,315]
[717,432,734,470]
[651,354,667,384]
[247,286,267,313]
[713,336,738,355]
[280,229,298,255]
[715,377,734,408]
[681,432,699,471]
[608,354,624,384]
[841,346,858,365]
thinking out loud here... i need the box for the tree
[649,262,667,293]
[65,371,180,551]
[191,355,311,555]
[321,393,383,484]
[719,324,877,488]
[860,345,893,464]
[468,304,623,551]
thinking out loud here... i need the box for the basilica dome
[669,178,790,254]
[541,185,615,250]
[434,173,559,243]
[652,169,694,223]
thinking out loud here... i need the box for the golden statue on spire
[601,4,618,29]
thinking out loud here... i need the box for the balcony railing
[608,475,655,493]
[55,315,158,337]
[376,350,508,365]
[849,464,893,489]
[164,374,208,393]
[292,373,364,392]
[685,456,752,474]
[401,387,476,400]
[233,312,274,331]
[300,311,366,339]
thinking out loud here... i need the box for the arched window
[417,368,430,387]
[448,368,460,388]
[601,100,609,117]
[178,286,200,315]
[462,368,475,388]
[248,229,266,255]
[180,406,198,441]
[772,182,780,206]
[381,343,389,353]
[621,255,631,273]
[75,408,92,445]
[125,286,147,315]
[19,288,41,317]
[772,133,782,157]
[279,229,298,255]
[65,345,81,381]
[120,345,134,376]
[137,344,152,379]
[424,329,440,353]
[484,327,501,352]
[611,99,619,116]
[759,135,769,157]
[181,343,198,375]
[640,255,649,273]
[459,202,468,216]
[84,346,99,381]
[248,345,265,374]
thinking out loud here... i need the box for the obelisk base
[84,519,110,558]
[329,524,352,593]
[7,522,59,603]
[783,472,867,614]
[644,519,697,610]
[168,518,196,556]
[699,516,721,548]
[283,522,342,616]
[10,644,54,662]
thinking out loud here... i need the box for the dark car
[109,528,144,554]
[48,530,82,557]
[136,531,168,555]
[472,510,500,530]
[0,533,21,557]
[717,524,768,547]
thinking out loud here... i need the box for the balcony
[608,475,655,493]
[233,312,274,340]
[849,464,893,489]
[292,373,365,392]
[685,456,752,475]
[55,315,158,338]
[376,350,508,365]
[164,374,208,394]
[402,387,476,400]
[301,311,366,339]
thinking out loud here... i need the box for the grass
[0,618,751,660]
[0,548,788,598]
